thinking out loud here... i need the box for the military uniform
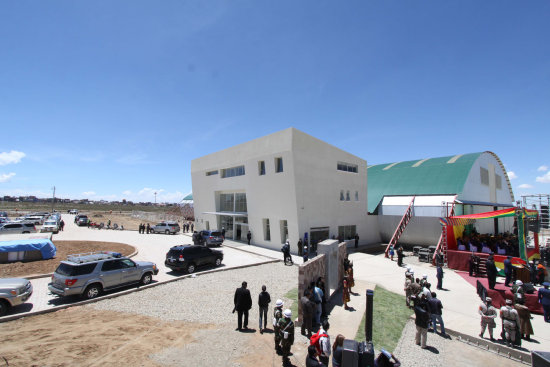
[278,316,295,360]
[500,302,520,347]
[273,306,284,352]
[404,276,413,307]
[479,298,497,340]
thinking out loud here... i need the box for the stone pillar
[317,239,339,298]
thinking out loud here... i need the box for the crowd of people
[457,233,519,257]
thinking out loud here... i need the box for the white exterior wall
[191,128,380,253]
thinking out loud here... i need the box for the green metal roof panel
[183,193,193,201]
[367,152,482,212]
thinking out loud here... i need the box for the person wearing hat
[514,294,534,341]
[538,282,550,322]
[278,309,295,362]
[273,299,285,354]
[282,240,293,265]
[479,297,497,341]
[512,280,525,304]
[500,299,520,347]
[404,271,414,308]
[419,274,428,288]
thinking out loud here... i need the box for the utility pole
[51,186,56,213]
[154,191,157,205]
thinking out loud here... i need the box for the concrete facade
[191,128,380,253]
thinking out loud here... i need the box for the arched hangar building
[368,151,516,247]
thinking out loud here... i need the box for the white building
[191,128,380,253]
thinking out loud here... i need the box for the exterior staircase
[385,196,415,257]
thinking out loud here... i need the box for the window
[480,167,489,185]
[206,170,218,176]
[337,162,358,173]
[235,193,247,212]
[258,161,266,175]
[346,191,350,201]
[275,157,283,173]
[340,190,345,201]
[355,191,359,201]
[263,218,271,241]
[280,220,288,243]
[220,193,234,211]
[221,165,245,178]
[338,225,357,240]
[495,174,502,190]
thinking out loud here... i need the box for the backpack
[310,330,328,355]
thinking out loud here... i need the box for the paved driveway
[5,214,272,318]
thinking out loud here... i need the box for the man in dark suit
[504,256,513,287]
[485,255,498,290]
[234,281,252,331]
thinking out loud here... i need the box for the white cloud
[0,151,25,166]
[536,172,550,183]
[0,172,16,182]
[122,190,132,196]
[507,171,517,180]
[82,191,96,196]
[518,183,533,189]
[538,165,549,172]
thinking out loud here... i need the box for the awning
[381,195,456,206]
[457,199,514,208]
[202,211,248,217]
[444,207,538,226]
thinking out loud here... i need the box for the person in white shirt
[318,320,331,365]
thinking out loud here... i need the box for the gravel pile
[89,262,299,325]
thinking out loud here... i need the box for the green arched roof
[183,193,193,201]
[367,152,483,213]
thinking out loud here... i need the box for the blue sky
[1,1,549,203]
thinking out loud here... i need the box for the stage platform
[457,271,543,314]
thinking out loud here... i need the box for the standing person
[273,299,284,354]
[530,260,538,285]
[297,238,303,256]
[414,298,430,349]
[192,231,199,246]
[313,283,324,326]
[343,275,351,310]
[301,290,315,338]
[247,230,252,246]
[138,223,142,234]
[348,263,355,294]
[316,320,331,365]
[479,297,497,341]
[428,292,446,336]
[500,299,520,347]
[221,227,226,239]
[537,262,547,285]
[332,334,345,367]
[233,281,252,331]
[436,263,444,290]
[404,271,414,308]
[397,245,404,267]
[303,246,309,263]
[59,219,65,231]
[354,233,359,249]
[538,282,550,322]
[282,241,292,265]
[305,345,324,367]
[514,297,534,341]
[258,285,271,334]
[389,244,395,261]
[485,255,498,290]
[278,309,295,364]
[316,277,327,318]
[504,256,513,287]
[146,223,150,234]
[190,222,194,232]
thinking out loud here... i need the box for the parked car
[48,252,159,299]
[0,222,37,234]
[24,216,45,225]
[0,211,8,218]
[165,245,223,273]
[68,209,79,214]
[151,221,180,234]
[77,215,89,226]
[0,278,33,316]
[199,230,224,246]
[41,220,60,234]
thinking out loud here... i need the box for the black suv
[165,245,223,274]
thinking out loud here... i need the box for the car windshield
[211,231,221,236]
[45,221,57,225]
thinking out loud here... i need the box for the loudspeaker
[358,341,375,366]
[342,339,359,367]
[541,205,549,229]
[532,351,550,367]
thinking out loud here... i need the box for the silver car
[0,222,37,234]
[151,222,180,234]
[0,278,33,316]
[41,220,60,234]
[48,252,159,299]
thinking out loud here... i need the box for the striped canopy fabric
[444,207,537,226]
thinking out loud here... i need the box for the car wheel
[22,231,29,234]
[83,284,102,300]
[187,263,196,274]
[140,273,152,285]
[165,230,169,235]
[215,258,222,267]
[0,299,10,317]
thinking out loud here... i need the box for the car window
[101,260,122,271]
[211,231,221,236]
[186,247,200,254]
[23,223,34,228]
[57,263,97,276]
[120,259,136,268]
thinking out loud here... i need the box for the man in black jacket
[485,255,498,290]
[504,256,513,286]
[414,298,430,349]
[300,289,315,338]
[234,281,252,331]
[258,285,271,333]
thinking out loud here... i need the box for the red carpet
[457,271,543,314]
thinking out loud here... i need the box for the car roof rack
[66,251,122,264]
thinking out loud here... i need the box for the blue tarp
[0,238,57,259]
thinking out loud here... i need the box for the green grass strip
[355,285,413,352]
[283,287,299,319]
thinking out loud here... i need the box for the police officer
[273,299,284,354]
[500,299,520,347]
[278,309,295,363]
[479,297,497,341]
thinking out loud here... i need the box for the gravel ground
[393,320,445,367]
[89,262,298,324]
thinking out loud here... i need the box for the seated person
[481,242,492,254]
[457,238,466,251]
[469,241,478,253]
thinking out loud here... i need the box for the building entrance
[220,216,234,239]
[310,227,330,247]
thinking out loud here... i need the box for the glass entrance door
[220,215,234,239]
